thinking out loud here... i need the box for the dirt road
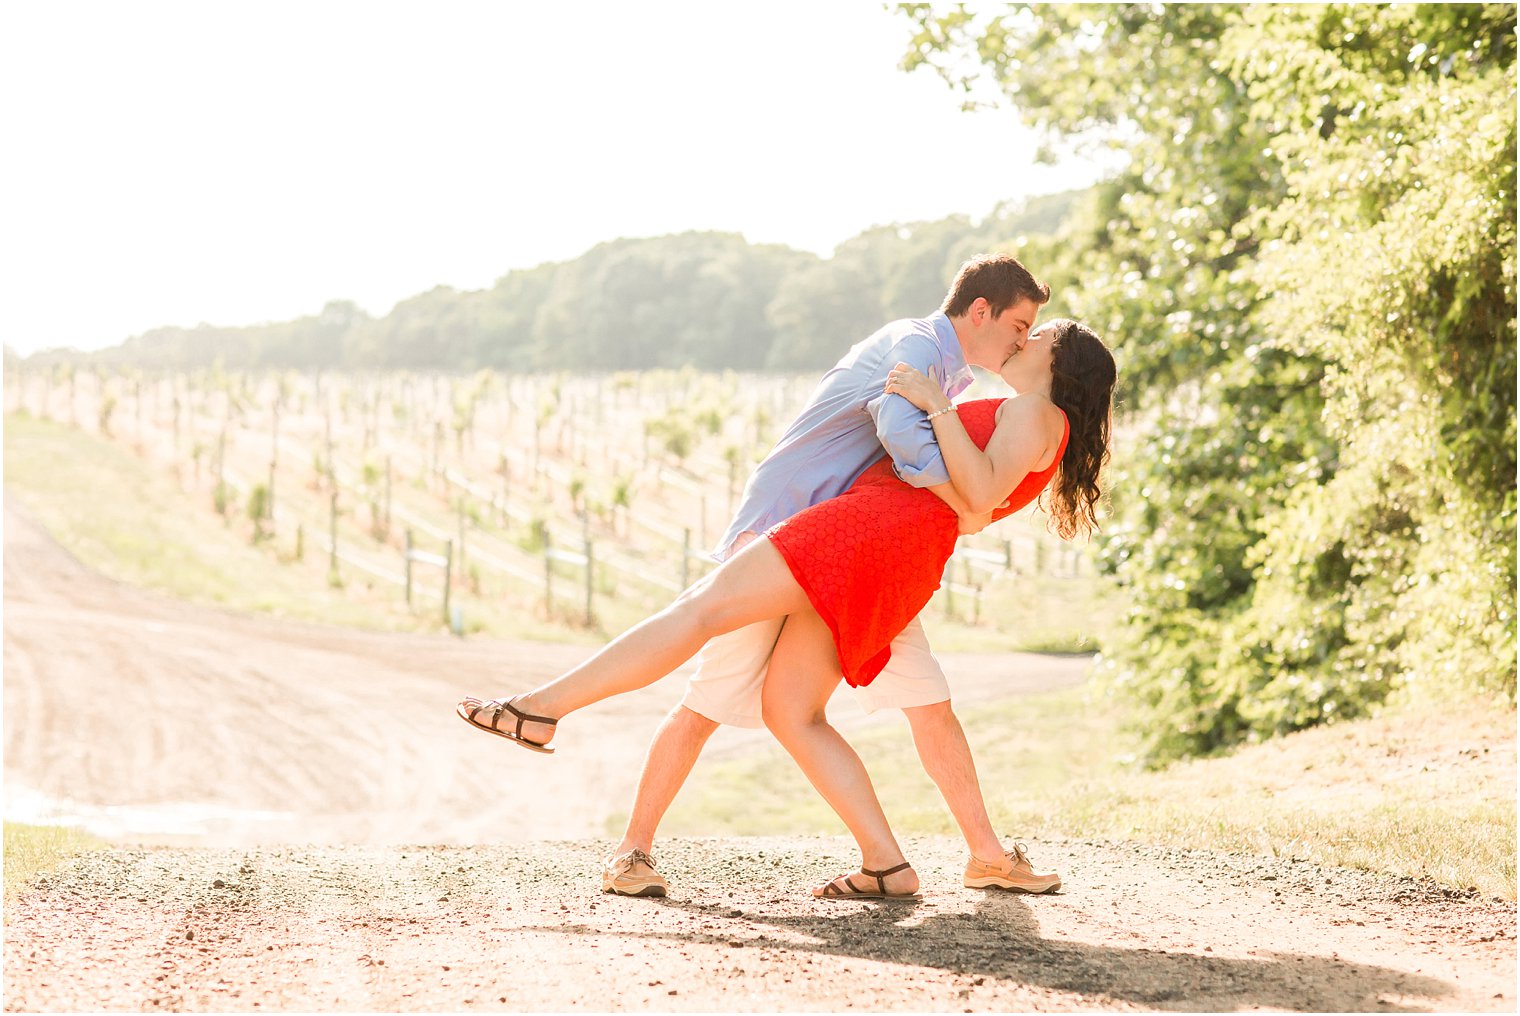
[1,499,1087,846]
[4,496,1515,1011]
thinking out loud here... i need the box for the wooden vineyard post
[443,539,453,627]
[456,498,467,579]
[964,559,980,625]
[432,421,444,493]
[582,532,595,627]
[499,456,510,527]
[532,415,542,480]
[324,406,335,489]
[405,529,414,606]
[540,530,592,626]
[268,401,280,523]
[216,427,227,511]
[328,492,340,584]
[404,529,453,626]
[384,456,393,533]
[543,531,554,616]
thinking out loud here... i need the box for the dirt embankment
[3,498,1516,1011]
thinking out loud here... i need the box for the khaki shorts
[678,615,950,729]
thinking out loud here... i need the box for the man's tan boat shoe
[602,848,668,898]
[963,843,1062,894]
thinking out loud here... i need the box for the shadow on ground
[526,893,1448,1012]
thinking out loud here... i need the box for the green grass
[923,567,1117,654]
[3,823,104,898]
[2,414,607,644]
[646,684,1115,841]
[2,412,1118,652]
[653,687,1517,899]
[5,413,396,627]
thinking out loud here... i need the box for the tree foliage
[899,2,1517,760]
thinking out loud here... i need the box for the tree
[1229,4,1517,706]
[54,206,1082,374]
[897,2,1517,760]
[529,232,810,371]
[764,258,881,369]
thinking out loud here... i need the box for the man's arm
[893,362,1056,514]
[864,337,1004,530]
[863,336,953,488]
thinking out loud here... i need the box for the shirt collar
[929,312,975,396]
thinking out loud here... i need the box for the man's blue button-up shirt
[713,312,973,560]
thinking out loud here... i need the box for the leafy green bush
[903,3,1517,762]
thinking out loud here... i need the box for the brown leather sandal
[815,861,921,901]
[455,696,557,754]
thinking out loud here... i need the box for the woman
[459,319,1116,899]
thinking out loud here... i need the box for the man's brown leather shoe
[964,843,1061,893]
[602,848,669,897]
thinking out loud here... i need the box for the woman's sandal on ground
[815,861,921,901]
[455,696,557,754]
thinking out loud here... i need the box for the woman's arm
[925,479,1000,534]
[888,363,1055,515]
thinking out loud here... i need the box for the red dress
[767,398,1069,688]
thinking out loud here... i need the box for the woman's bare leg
[476,538,810,745]
[759,608,918,898]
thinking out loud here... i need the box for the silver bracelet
[926,404,958,420]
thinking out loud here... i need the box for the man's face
[999,320,1058,389]
[967,297,1040,371]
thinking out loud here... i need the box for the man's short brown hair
[940,253,1051,318]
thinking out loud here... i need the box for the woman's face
[999,321,1058,391]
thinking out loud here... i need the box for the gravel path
[4,497,1515,1011]
[6,838,1513,1012]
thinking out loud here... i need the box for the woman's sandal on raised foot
[455,696,557,754]
[815,861,921,901]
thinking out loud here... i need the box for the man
[602,253,1064,898]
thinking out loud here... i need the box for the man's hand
[885,362,950,413]
[956,499,1011,535]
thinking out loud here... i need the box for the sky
[2,2,1103,355]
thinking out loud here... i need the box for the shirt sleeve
[863,335,953,488]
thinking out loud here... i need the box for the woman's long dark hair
[1044,320,1116,540]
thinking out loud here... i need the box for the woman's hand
[957,507,995,535]
[957,497,1012,535]
[885,362,950,414]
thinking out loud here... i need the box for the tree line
[17,194,1074,374]
[902,2,1516,760]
